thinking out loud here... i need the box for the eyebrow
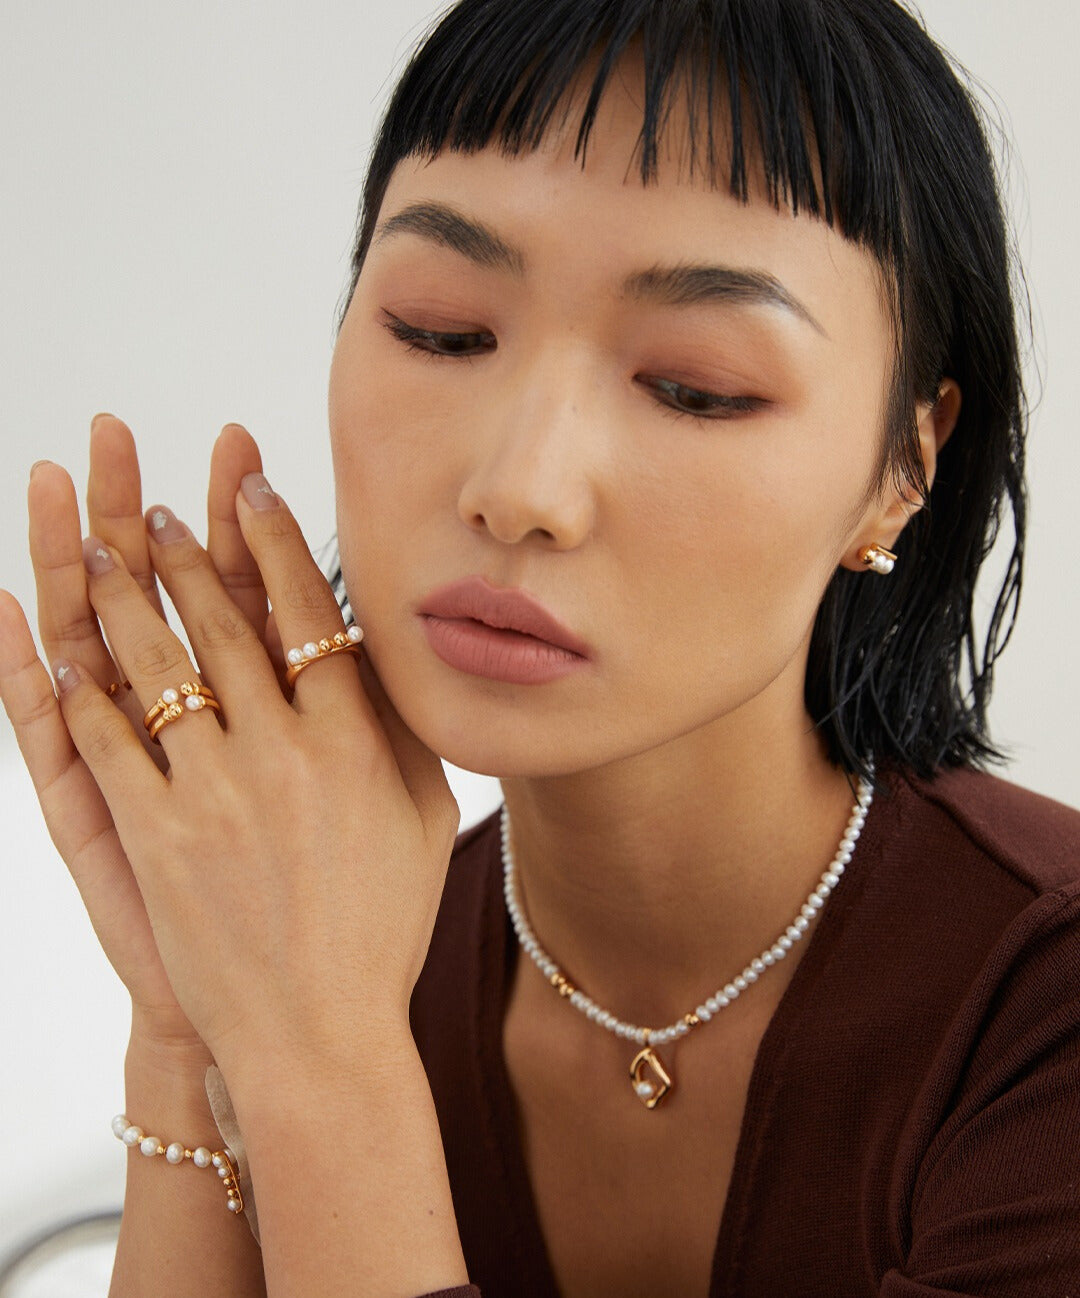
[373,200,827,337]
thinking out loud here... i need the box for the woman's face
[328,73,901,778]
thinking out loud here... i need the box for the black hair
[332,0,1028,785]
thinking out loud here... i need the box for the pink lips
[417,576,591,684]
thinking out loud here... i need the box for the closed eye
[381,313,496,357]
[381,312,767,421]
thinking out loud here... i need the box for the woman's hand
[3,416,460,1090]
[0,417,272,1054]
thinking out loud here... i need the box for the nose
[456,354,601,550]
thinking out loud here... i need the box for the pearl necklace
[500,770,874,1109]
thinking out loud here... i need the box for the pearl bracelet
[112,1114,244,1215]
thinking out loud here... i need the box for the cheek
[617,417,872,695]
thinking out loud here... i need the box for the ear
[840,378,962,573]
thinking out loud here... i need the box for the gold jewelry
[284,625,364,686]
[858,543,897,575]
[106,680,132,699]
[112,1114,243,1215]
[501,770,875,1110]
[144,681,221,743]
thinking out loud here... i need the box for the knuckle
[81,714,131,764]
[255,508,298,544]
[159,543,207,578]
[195,607,255,651]
[281,570,333,615]
[130,635,189,679]
[46,610,102,648]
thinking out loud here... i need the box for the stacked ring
[144,681,221,743]
[285,625,364,687]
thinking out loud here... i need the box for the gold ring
[285,625,364,687]
[143,681,221,744]
[106,680,132,699]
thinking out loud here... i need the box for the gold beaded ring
[143,681,221,744]
[285,625,364,687]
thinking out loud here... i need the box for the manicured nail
[83,537,115,574]
[30,460,52,478]
[241,472,279,510]
[146,505,188,544]
[91,412,114,430]
[53,660,80,695]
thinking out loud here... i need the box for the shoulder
[885,762,1080,897]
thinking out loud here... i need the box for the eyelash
[380,314,766,421]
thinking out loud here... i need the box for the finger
[264,609,287,683]
[31,460,168,772]
[82,539,225,755]
[86,414,168,619]
[207,424,269,642]
[236,476,451,822]
[234,472,366,718]
[30,461,119,688]
[49,655,165,846]
[144,504,281,714]
[0,593,162,961]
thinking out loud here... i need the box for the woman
[1,0,1077,1294]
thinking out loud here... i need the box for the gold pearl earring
[859,544,897,575]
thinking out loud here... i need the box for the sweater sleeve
[880,885,1080,1296]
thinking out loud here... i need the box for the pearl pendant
[629,1042,673,1109]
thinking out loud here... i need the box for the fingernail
[53,660,80,695]
[83,537,115,574]
[241,472,279,510]
[30,459,52,478]
[91,412,114,430]
[146,505,188,544]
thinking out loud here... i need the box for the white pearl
[751,958,766,974]
[787,925,804,942]
[122,1125,144,1146]
[185,694,205,711]
[675,1022,688,1035]
[346,625,364,643]
[761,951,775,966]
[770,945,787,960]
[217,1165,229,1178]
[139,1136,160,1157]
[227,1198,242,1212]
[193,1147,212,1168]
[165,1143,185,1164]
[302,642,320,659]
[112,1114,129,1138]
[823,871,841,887]
[742,968,758,983]
[211,1153,224,1168]
[734,975,748,991]
[794,916,810,932]
[724,983,738,999]
[161,688,179,705]
[777,935,794,950]
[815,883,832,898]
[715,994,730,1009]
[287,647,304,666]
[635,1080,655,1099]
[696,1005,711,1020]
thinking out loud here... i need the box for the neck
[498,687,862,1030]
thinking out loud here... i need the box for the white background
[1,0,1076,1262]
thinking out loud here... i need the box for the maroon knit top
[411,765,1080,1297]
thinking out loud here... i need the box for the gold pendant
[629,1033,673,1109]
